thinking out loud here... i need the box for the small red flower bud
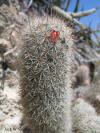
[50,30,59,42]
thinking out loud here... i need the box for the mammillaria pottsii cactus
[73,98,100,133]
[18,16,74,133]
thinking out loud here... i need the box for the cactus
[72,98,100,133]
[18,16,74,133]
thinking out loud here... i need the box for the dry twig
[69,7,98,18]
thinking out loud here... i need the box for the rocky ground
[0,70,22,133]
[0,1,32,132]
[0,70,31,132]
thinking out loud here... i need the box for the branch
[42,0,87,29]
[92,29,100,33]
[42,0,100,44]
[65,0,71,11]
[69,8,98,18]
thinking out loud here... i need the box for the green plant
[73,98,100,133]
[18,16,74,133]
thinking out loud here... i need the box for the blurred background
[53,0,100,29]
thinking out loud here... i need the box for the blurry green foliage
[74,0,80,12]
[52,0,61,7]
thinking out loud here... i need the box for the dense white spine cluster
[73,98,100,133]
[18,16,74,133]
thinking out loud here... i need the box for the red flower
[50,30,59,42]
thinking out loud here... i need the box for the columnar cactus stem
[73,98,100,133]
[18,16,74,133]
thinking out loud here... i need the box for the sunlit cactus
[73,98,100,133]
[18,16,74,133]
